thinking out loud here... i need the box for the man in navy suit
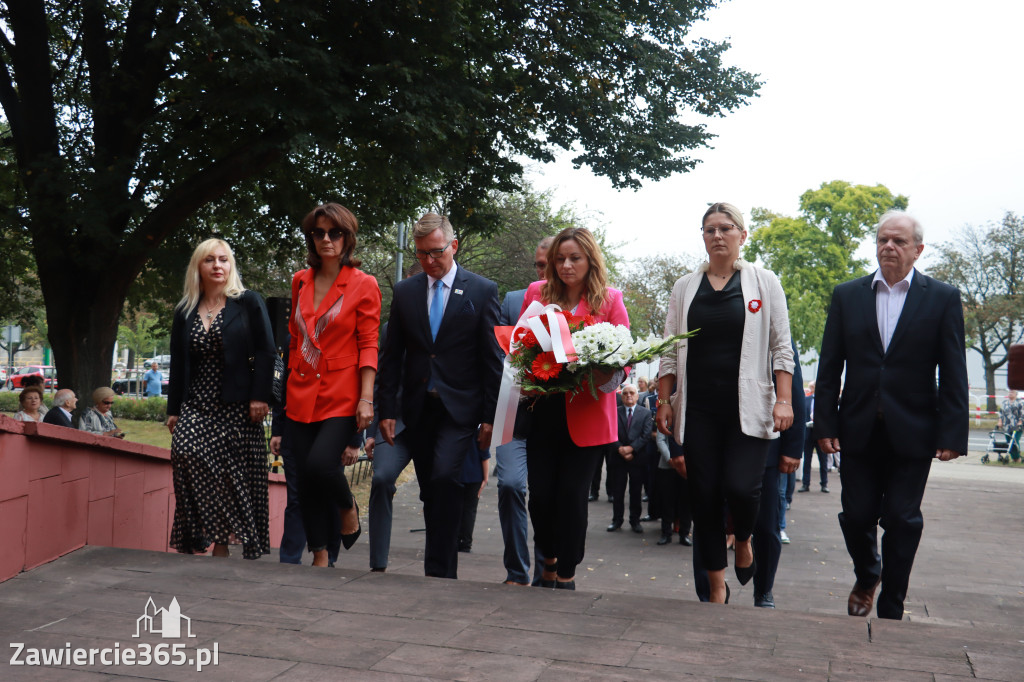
[495,237,552,585]
[378,213,502,579]
[607,384,653,533]
[43,389,77,427]
[814,210,968,620]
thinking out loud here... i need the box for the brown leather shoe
[848,580,880,617]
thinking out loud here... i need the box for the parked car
[112,369,169,396]
[0,367,6,383]
[7,365,57,390]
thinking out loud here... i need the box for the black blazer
[378,266,502,428]
[617,403,654,452]
[42,407,73,427]
[167,290,276,417]
[813,270,969,459]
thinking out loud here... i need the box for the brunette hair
[19,386,43,408]
[540,227,609,313]
[301,203,361,270]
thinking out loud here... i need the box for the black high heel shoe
[341,499,362,550]
[735,557,756,586]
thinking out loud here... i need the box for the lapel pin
[454,289,463,295]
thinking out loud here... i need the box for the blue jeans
[495,437,545,584]
[368,422,411,570]
[777,470,794,530]
[279,418,339,565]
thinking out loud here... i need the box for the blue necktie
[429,279,444,341]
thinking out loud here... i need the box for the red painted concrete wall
[0,415,287,582]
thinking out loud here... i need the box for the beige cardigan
[661,259,794,443]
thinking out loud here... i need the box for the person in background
[43,389,76,427]
[657,202,795,605]
[494,239,551,585]
[80,387,125,438]
[20,375,49,415]
[799,380,829,493]
[997,389,1022,462]
[143,362,164,397]
[14,386,45,422]
[458,438,491,553]
[167,238,275,560]
[607,383,653,534]
[752,341,805,608]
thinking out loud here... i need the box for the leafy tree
[117,311,163,382]
[617,254,700,337]
[930,213,1024,411]
[1,0,760,398]
[745,181,909,356]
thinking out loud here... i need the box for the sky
[525,0,1024,271]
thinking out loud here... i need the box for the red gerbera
[531,351,563,381]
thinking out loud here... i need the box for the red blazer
[287,266,381,424]
[520,281,629,447]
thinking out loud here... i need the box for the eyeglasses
[102,400,115,405]
[534,261,547,270]
[413,240,453,260]
[310,228,344,242]
[701,224,738,237]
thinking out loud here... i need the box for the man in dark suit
[378,213,502,579]
[43,389,77,427]
[814,210,968,620]
[607,384,653,533]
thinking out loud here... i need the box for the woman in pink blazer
[519,227,629,589]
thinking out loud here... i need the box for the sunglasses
[310,228,344,242]
[102,400,115,405]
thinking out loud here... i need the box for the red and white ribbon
[490,301,577,453]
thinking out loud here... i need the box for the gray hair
[412,213,454,241]
[875,210,924,244]
[52,389,75,408]
[537,236,555,251]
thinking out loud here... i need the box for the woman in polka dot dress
[166,239,277,560]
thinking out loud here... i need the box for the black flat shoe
[657,533,672,545]
[535,579,556,588]
[607,522,622,532]
[679,535,692,546]
[554,580,575,590]
[630,522,644,534]
[341,499,362,550]
[735,557,756,586]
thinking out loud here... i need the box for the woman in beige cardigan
[656,202,794,604]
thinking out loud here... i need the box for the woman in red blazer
[519,227,629,589]
[287,203,381,567]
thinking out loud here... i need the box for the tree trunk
[984,357,998,414]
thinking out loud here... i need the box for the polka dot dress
[170,310,270,559]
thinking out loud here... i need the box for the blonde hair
[541,227,609,314]
[176,238,246,313]
[412,213,455,241]
[703,202,746,230]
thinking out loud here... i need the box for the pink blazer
[520,281,630,447]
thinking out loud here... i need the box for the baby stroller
[982,430,1017,464]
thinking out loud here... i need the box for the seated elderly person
[14,386,46,422]
[79,387,125,439]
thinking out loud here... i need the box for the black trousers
[803,432,829,486]
[684,407,769,572]
[290,417,356,552]
[589,446,615,499]
[458,483,480,552]
[839,417,932,620]
[527,396,606,580]
[752,458,781,597]
[404,395,475,579]
[609,448,646,525]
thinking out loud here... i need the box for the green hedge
[0,391,167,422]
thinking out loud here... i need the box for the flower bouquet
[490,301,697,452]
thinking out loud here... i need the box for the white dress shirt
[426,262,458,315]
[872,267,914,352]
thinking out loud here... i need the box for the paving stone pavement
[2,438,1023,680]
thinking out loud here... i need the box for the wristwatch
[657,398,671,406]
